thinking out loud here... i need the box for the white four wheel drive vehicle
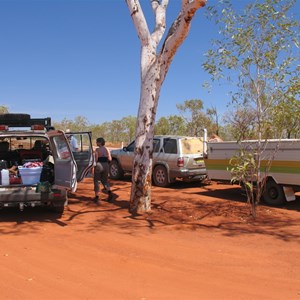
[0,113,94,215]
[109,135,207,187]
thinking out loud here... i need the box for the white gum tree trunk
[126,0,206,214]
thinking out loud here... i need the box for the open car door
[47,130,77,191]
[65,131,94,181]
[47,130,94,192]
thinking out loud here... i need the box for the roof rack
[0,113,52,129]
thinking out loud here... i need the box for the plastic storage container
[18,167,42,185]
[1,169,10,185]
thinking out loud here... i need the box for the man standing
[66,129,78,152]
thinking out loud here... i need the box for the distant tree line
[50,99,233,146]
[51,96,300,147]
[1,91,300,146]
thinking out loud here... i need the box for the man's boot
[107,191,113,203]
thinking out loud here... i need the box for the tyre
[109,160,124,180]
[49,192,67,217]
[262,179,286,206]
[51,204,65,216]
[152,165,170,187]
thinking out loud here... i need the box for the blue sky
[0,0,299,125]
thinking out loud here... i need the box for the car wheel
[49,200,65,217]
[49,192,67,217]
[262,179,286,206]
[109,160,124,180]
[152,165,170,187]
[51,204,65,215]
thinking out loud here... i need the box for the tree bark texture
[126,0,206,214]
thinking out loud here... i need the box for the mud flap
[283,186,296,202]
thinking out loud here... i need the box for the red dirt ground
[0,177,299,300]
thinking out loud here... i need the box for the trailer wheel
[262,179,286,206]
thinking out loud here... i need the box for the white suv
[0,113,94,215]
[109,135,207,187]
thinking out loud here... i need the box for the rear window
[163,139,177,154]
[181,138,203,154]
[0,136,49,151]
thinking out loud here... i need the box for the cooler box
[18,167,42,185]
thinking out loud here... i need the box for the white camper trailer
[204,139,300,206]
